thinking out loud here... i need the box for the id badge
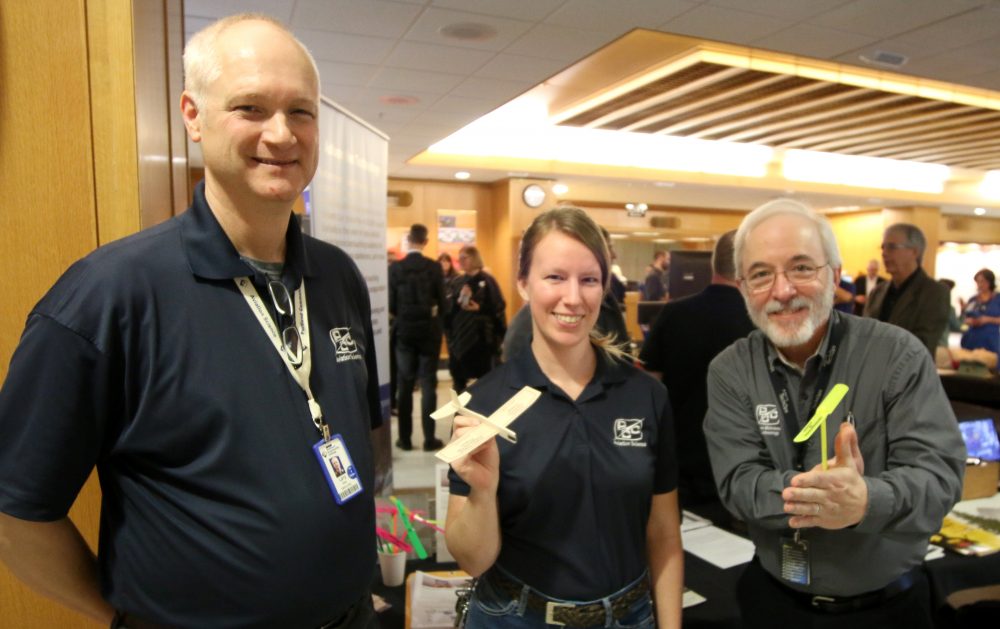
[313,434,364,505]
[780,536,810,585]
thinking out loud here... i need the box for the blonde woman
[445,207,683,628]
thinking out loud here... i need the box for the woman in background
[438,252,464,304]
[960,268,1000,354]
[445,207,682,629]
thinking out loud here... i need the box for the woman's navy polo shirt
[0,182,382,628]
[449,347,677,600]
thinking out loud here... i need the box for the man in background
[853,259,884,316]
[389,223,446,451]
[0,14,381,628]
[865,223,950,355]
[642,250,670,301]
[640,230,753,508]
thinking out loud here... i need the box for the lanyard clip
[308,399,329,441]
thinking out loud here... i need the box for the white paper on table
[681,510,712,533]
[681,524,755,569]
[949,491,1000,520]
[925,544,945,562]
[682,588,707,608]
[434,463,454,564]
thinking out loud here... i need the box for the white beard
[746,287,834,348]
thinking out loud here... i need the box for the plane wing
[433,386,541,464]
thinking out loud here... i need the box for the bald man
[0,15,381,628]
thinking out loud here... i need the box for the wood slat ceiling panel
[696,90,882,141]
[822,115,1000,155]
[555,60,1000,170]
[770,101,955,147]
[561,63,726,127]
[602,71,779,130]
[678,84,856,138]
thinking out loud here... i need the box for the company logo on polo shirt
[329,327,362,363]
[755,404,781,437]
[613,418,647,447]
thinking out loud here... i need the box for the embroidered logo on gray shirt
[755,404,781,437]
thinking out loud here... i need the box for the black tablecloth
[372,501,1000,629]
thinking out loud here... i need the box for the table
[371,501,998,629]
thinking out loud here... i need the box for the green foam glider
[793,383,849,471]
[793,384,849,443]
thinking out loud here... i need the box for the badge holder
[780,530,810,585]
[314,433,364,505]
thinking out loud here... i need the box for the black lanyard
[763,312,847,471]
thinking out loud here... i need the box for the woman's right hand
[449,414,500,495]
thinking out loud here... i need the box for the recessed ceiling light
[974,207,987,215]
[379,95,420,106]
[439,22,497,42]
[552,183,569,195]
[859,50,908,68]
[454,171,471,180]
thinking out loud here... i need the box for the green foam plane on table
[793,383,849,470]
[390,495,428,559]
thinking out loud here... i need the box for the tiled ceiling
[183,0,1000,209]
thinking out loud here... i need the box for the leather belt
[486,572,649,627]
[765,566,918,614]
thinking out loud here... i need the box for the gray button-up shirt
[704,310,965,596]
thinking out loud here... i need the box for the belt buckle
[544,601,572,626]
[810,595,836,609]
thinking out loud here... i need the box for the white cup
[378,550,407,587]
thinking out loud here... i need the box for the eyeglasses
[267,281,303,367]
[880,242,912,251]
[742,263,829,294]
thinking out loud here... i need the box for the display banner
[308,97,391,491]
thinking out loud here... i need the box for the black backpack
[395,260,437,340]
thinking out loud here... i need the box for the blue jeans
[465,568,654,629]
[395,339,438,445]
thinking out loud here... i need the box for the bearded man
[703,199,964,629]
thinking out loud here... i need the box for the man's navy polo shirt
[449,348,677,600]
[0,182,382,628]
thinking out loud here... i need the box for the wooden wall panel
[133,0,175,229]
[88,0,142,243]
[939,214,1000,245]
[166,0,189,213]
[0,1,98,377]
[827,211,885,280]
[2,2,184,626]
[0,2,103,626]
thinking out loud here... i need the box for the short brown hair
[711,230,738,280]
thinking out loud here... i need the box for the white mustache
[763,296,811,314]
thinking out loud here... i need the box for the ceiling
[183,0,1000,215]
